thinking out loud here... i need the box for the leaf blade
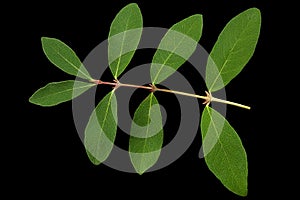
[84,91,117,165]
[108,3,143,78]
[200,106,248,196]
[41,37,92,80]
[29,80,95,106]
[206,8,261,92]
[129,93,163,174]
[150,14,203,84]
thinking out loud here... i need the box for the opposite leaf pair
[87,3,203,175]
[29,3,261,197]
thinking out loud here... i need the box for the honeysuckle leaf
[41,37,92,80]
[29,80,95,106]
[200,106,248,196]
[84,91,117,165]
[108,3,143,78]
[150,14,203,84]
[129,93,163,174]
[206,8,261,92]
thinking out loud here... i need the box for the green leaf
[206,8,261,92]
[129,93,163,174]
[150,14,203,84]
[84,91,117,165]
[108,3,143,78]
[200,106,248,196]
[41,37,92,80]
[29,80,95,106]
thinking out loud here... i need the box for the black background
[5,0,281,198]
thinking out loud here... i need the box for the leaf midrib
[33,83,95,101]
[51,46,91,80]
[94,92,115,160]
[113,16,131,78]
[208,18,252,91]
[152,21,197,84]
[138,94,153,170]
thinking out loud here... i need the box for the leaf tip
[235,188,248,197]
[123,2,141,12]
[28,97,36,105]
[193,13,203,19]
[86,151,101,165]
[242,189,248,197]
[244,7,261,24]
[28,93,42,106]
[28,94,33,102]
[127,2,139,8]
[136,169,146,175]
[41,36,51,44]
[250,7,261,13]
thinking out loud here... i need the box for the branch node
[149,84,157,92]
[113,79,121,89]
[203,91,212,105]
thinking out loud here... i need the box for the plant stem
[211,96,250,110]
[91,79,250,110]
[154,88,207,99]
[119,83,153,90]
